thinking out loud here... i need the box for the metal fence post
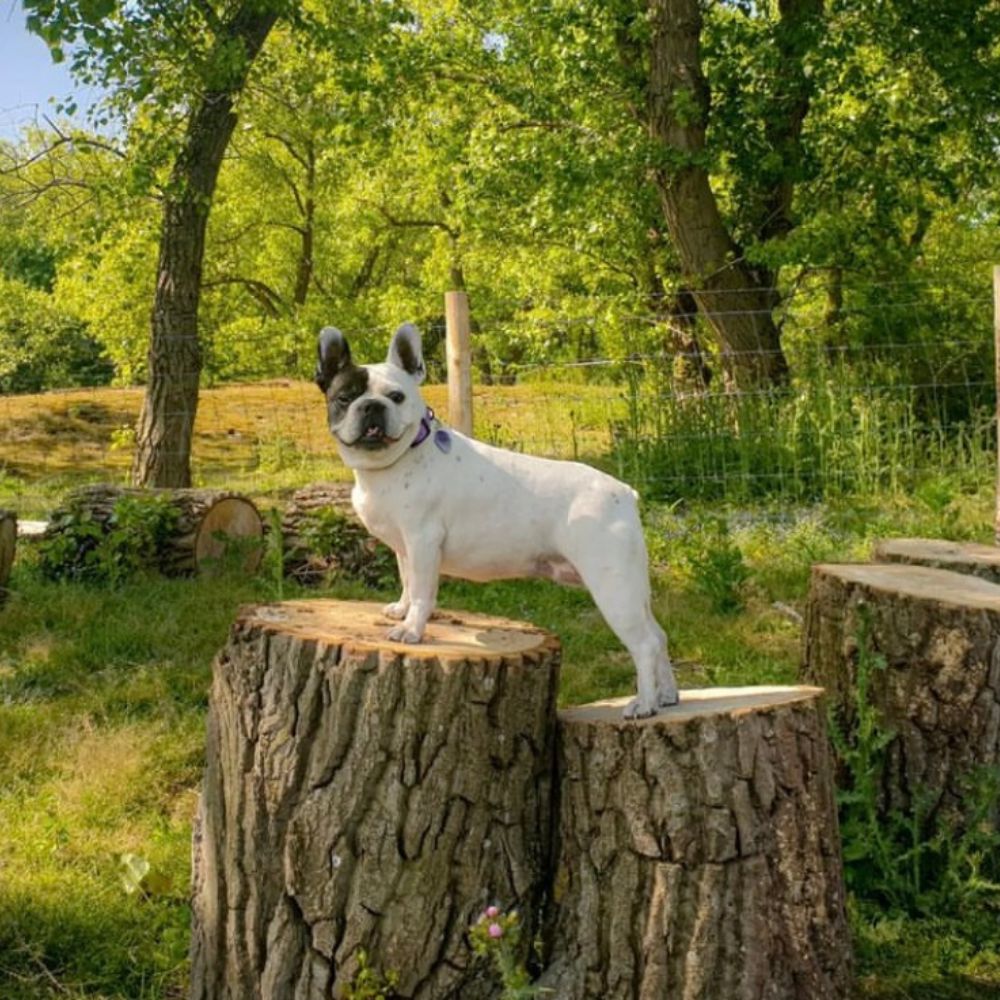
[445,290,473,436]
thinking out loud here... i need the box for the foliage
[681,517,752,615]
[469,905,548,1000]
[341,950,399,1000]
[38,494,180,585]
[291,507,398,589]
[832,610,1000,916]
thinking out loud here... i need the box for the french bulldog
[315,322,678,719]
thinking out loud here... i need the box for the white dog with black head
[315,322,678,719]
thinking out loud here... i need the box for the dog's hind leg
[566,517,678,719]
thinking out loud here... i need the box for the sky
[0,2,102,140]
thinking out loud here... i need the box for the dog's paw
[657,687,679,709]
[387,624,424,644]
[622,696,658,721]
[382,601,408,621]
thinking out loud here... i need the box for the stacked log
[541,687,852,1000]
[190,600,561,1000]
[44,484,263,576]
[803,563,1000,826]
[0,509,15,602]
[279,482,393,586]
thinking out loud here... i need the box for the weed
[682,517,752,614]
[469,906,549,999]
[341,950,399,1000]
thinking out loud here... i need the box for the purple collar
[411,407,435,448]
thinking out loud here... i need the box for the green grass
[2,480,999,998]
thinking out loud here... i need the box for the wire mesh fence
[0,277,995,518]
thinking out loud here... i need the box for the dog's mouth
[342,425,400,450]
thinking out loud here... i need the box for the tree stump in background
[541,687,851,1000]
[190,600,561,1000]
[45,484,263,575]
[802,563,1000,826]
[280,483,394,586]
[873,537,1000,585]
[0,510,15,603]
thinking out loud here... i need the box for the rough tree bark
[541,686,852,1000]
[802,563,1000,827]
[873,537,1000,586]
[46,484,263,575]
[132,4,280,488]
[0,509,15,603]
[190,600,561,1000]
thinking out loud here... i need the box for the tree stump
[280,483,394,586]
[190,599,561,1000]
[0,510,15,603]
[873,537,1000,585]
[45,484,263,575]
[802,563,1000,825]
[542,686,851,1000]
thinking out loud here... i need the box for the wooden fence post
[994,266,1000,544]
[445,290,473,436]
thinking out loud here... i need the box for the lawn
[1,381,999,998]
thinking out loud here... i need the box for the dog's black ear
[316,326,351,392]
[387,323,425,383]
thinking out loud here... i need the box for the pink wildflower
[488,922,503,939]
[486,905,500,919]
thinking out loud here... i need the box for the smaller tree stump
[0,510,15,603]
[45,484,263,575]
[873,537,1000,585]
[803,563,1000,826]
[542,686,852,1000]
[191,600,561,1000]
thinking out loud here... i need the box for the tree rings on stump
[873,537,1000,585]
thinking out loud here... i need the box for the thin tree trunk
[292,142,316,309]
[132,6,280,487]
[646,0,790,387]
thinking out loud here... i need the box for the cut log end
[193,496,264,571]
[0,510,15,600]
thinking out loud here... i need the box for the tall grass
[610,355,995,503]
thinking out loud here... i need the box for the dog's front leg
[387,534,443,644]
[383,551,410,620]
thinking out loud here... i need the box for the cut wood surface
[0,509,15,600]
[190,599,561,1000]
[803,563,1000,825]
[542,686,852,1000]
[874,537,1000,585]
[45,484,263,575]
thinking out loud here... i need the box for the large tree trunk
[645,0,801,387]
[541,687,852,999]
[190,599,561,1000]
[0,509,15,604]
[132,6,280,487]
[802,563,1000,829]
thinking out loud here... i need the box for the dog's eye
[336,393,353,406]
[387,391,405,404]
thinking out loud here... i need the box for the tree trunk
[45,484,263,575]
[802,563,1000,827]
[541,687,852,999]
[280,482,396,586]
[132,6,280,487]
[0,510,15,603]
[873,537,1000,586]
[645,0,790,388]
[190,599,561,1000]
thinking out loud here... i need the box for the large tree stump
[45,484,263,575]
[542,686,851,1000]
[802,563,1000,826]
[873,537,1000,585]
[191,599,561,1000]
[280,483,394,586]
[0,510,15,603]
